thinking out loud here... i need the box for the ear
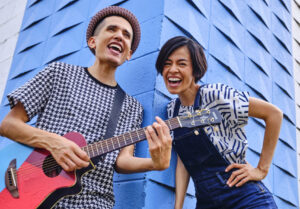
[126,50,133,61]
[87,36,96,49]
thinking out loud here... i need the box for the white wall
[0,0,27,103]
[292,0,300,206]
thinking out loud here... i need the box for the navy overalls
[172,89,277,209]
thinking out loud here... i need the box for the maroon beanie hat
[86,6,141,54]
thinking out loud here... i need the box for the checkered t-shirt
[7,62,143,209]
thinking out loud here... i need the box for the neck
[178,84,200,106]
[88,60,118,86]
[82,117,182,158]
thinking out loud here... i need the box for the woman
[156,36,282,209]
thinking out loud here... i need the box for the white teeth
[109,43,122,52]
[168,77,181,82]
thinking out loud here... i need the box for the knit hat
[86,6,141,54]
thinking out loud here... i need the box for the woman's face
[162,46,196,96]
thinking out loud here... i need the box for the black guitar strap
[104,85,126,139]
[94,85,125,162]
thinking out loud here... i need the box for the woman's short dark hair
[155,36,207,83]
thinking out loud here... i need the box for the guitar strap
[96,85,125,163]
[104,85,126,139]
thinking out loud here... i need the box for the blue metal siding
[0,0,297,208]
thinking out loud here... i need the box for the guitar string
[14,115,210,177]
[13,118,190,176]
[12,114,212,178]
[13,117,194,177]
[14,118,187,177]
[14,123,175,177]
[17,127,149,170]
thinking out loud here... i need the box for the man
[0,6,172,208]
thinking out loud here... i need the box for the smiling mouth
[168,77,182,86]
[108,43,123,54]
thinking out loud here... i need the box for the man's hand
[48,134,90,172]
[145,116,172,170]
[225,162,267,187]
[0,102,90,173]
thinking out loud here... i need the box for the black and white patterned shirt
[7,62,143,209]
[167,83,249,164]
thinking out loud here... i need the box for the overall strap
[173,87,202,117]
[103,85,126,139]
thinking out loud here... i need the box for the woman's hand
[225,162,267,187]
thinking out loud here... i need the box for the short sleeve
[131,104,143,131]
[7,62,56,121]
[201,83,250,128]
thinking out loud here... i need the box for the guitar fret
[95,143,99,156]
[136,130,140,141]
[115,137,120,148]
[94,144,98,157]
[101,141,106,153]
[105,140,109,151]
[95,146,98,157]
[129,131,133,143]
[176,117,182,127]
[90,145,94,158]
[122,134,126,146]
[167,120,172,129]
[86,147,90,158]
[123,133,128,145]
[100,141,105,154]
[116,136,121,148]
[110,138,115,150]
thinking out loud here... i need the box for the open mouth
[108,43,123,54]
[168,77,182,86]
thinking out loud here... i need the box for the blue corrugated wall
[0,0,297,208]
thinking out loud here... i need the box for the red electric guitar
[0,109,221,209]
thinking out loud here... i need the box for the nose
[113,30,123,41]
[169,64,179,73]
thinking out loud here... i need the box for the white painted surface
[0,0,27,103]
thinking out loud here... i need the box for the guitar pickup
[5,158,19,198]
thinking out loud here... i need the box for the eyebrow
[107,24,132,38]
[165,58,188,62]
[177,59,188,62]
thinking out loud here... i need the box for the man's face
[89,16,133,67]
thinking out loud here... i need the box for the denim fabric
[193,169,277,209]
[172,92,277,209]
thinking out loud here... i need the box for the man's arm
[115,116,172,173]
[0,102,90,172]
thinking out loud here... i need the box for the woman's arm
[174,155,190,209]
[226,97,283,187]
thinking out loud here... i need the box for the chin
[107,58,123,67]
[167,88,180,95]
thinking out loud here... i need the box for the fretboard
[82,117,181,158]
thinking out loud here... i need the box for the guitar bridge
[5,159,19,198]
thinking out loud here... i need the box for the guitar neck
[82,117,181,158]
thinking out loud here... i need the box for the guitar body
[0,109,222,208]
[0,132,94,209]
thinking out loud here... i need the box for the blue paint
[0,0,297,208]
